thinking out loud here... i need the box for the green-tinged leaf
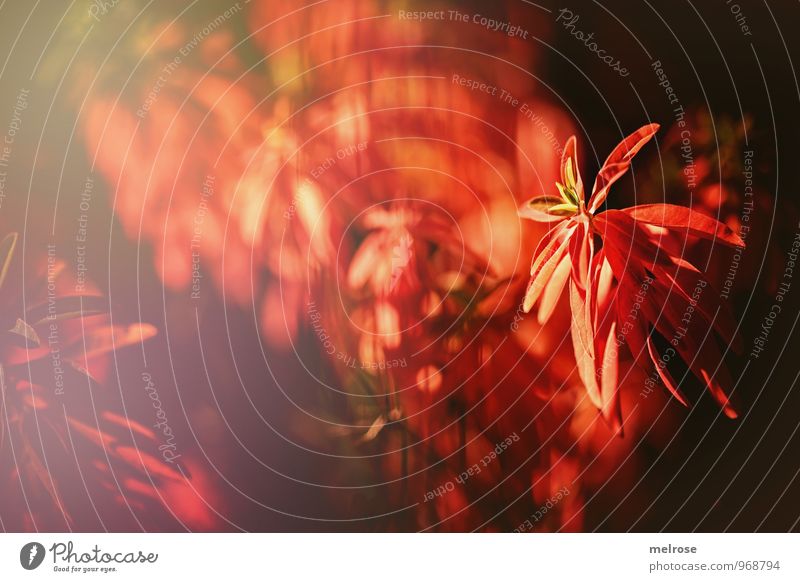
[556,182,570,203]
[565,158,577,190]
[560,136,584,196]
[518,195,577,223]
[557,181,580,207]
[550,202,579,214]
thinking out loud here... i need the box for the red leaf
[650,258,743,352]
[594,211,660,263]
[569,279,601,407]
[523,223,572,313]
[588,123,659,212]
[593,253,615,319]
[621,204,744,247]
[599,319,621,431]
[700,369,739,419]
[537,256,570,324]
[646,335,689,407]
[569,218,593,291]
[643,280,739,417]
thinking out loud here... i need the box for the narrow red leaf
[621,204,744,247]
[700,369,739,419]
[569,218,593,291]
[651,260,743,352]
[588,123,660,212]
[593,211,672,275]
[569,280,601,407]
[593,253,615,319]
[523,223,572,313]
[537,255,570,324]
[600,320,621,430]
[644,281,739,416]
[646,336,689,407]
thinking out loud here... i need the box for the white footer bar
[1,533,796,580]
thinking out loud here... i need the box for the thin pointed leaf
[593,253,616,318]
[700,369,738,419]
[537,256,570,324]
[565,158,577,189]
[569,279,601,407]
[569,219,593,291]
[27,295,107,326]
[561,136,584,197]
[549,202,579,214]
[588,124,659,212]
[652,259,742,352]
[63,323,157,361]
[523,230,571,312]
[556,182,571,204]
[621,204,744,247]
[646,335,689,407]
[102,411,157,440]
[600,319,621,430]
[65,358,100,384]
[615,280,650,369]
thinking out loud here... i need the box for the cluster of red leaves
[520,125,744,430]
[0,233,193,530]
